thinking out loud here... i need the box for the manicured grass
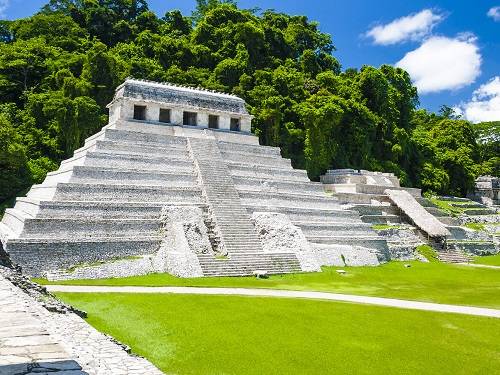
[56,292,500,375]
[38,261,500,309]
[474,253,500,267]
[371,224,403,230]
[416,244,439,262]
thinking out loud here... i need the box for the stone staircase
[188,137,301,276]
[218,142,390,259]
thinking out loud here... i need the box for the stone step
[307,235,389,252]
[13,198,204,219]
[437,216,461,226]
[294,222,374,235]
[227,163,309,182]
[447,240,497,255]
[74,139,188,159]
[449,201,485,209]
[424,206,448,217]
[232,176,324,194]
[242,204,361,223]
[59,152,194,174]
[333,192,391,204]
[217,141,281,157]
[326,183,421,197]
[28,183,203,203]
[5,236,161,277]
[103,128,188,146]
[221,151,292,168]
[19,218,161,239]
[68,166,197,186]
[239,190,341,209]
[360,214,402,224]
[349,204,399,216]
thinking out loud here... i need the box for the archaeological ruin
[0,79,392,279]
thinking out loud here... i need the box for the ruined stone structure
[321,169,499,262]
[0,79,388,278]
[469,175,500,207]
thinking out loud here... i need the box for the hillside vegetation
[0,0,498,205]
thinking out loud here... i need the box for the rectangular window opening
[133,105,146,120]
[183,111,197,126]
[230,118,240,131]
[208,115,219,129]
[159,108,171,123]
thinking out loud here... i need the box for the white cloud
[0,0,8,19]
[487,6,500,21]
[366,9,444,45]
[395,34,481,94]
[455,77,500,123]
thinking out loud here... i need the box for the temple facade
[108,79,252,132]
[0,79,389,279]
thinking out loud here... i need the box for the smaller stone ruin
[469,176,500,207]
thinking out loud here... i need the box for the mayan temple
[0,79,389,278]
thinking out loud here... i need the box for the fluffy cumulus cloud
[487,6,500,21]
[455,77,500,123]
[366,9,444,45]
[395,34,481,93]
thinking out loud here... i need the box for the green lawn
[473,253,500,267]
[39,261,500,309]
[57,292,500,375]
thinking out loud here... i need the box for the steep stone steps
[239,190,342,209]
[437,248,471,263]
[348,204,400,216]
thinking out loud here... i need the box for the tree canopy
[0,0,498,202]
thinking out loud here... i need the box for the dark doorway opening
[133,105,146,120]
[208,115,219,129]
[183,111,197,126]
[159,108,171,123]
[230,118,240,131]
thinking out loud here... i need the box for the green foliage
[0,0,497,207]
[416,245,438,263]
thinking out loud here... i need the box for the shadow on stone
[0,360,87,375]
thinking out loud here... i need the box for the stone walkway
[0,275,163,375]
[46,285,500,318]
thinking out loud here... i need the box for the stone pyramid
[0,79,388,278]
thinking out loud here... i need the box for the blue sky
[2,0,499,121]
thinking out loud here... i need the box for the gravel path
[47,285,500,318]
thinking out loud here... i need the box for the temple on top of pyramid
[0,79,391,280]
[108,79,252,132]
